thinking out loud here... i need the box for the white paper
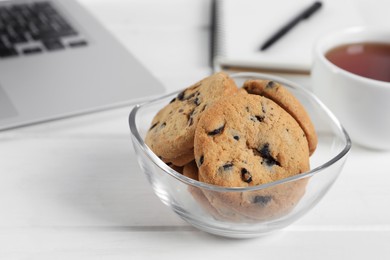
[215,0,365,72]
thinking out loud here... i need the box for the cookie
[184,161,248,221]
[243,79,317,155]
[202,177,308,221]
[161,152,194,168]
[194,92,310,188]
[184,158,308,222]
[187,185,230,221]
[183,161,225,220]
[167,163,183,174]
[183,160,199,181]
[145,72,238,166]
[193,92,310,221]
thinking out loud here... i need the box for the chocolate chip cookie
[202,177,309,221]
[193,92,310,221]
[145,72,238,166]
[243,79,317,155]
[184,159,308,222]
[194,92,310,187]
[183,160,199,181]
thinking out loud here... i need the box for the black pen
[260,1,322,51]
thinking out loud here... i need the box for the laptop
[0,0,165,130]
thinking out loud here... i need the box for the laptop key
[8,33,27,44]
[69,40,87,48]
[0,45,18,58]
[43,39,64,51]
[23,47,42,54]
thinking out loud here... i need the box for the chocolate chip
[149,122,159,131]
[208,125,225,136]
[222,163,233,171]
[169,98,176,103]
[258,143,281,167]
[241,168,252,183]
[198,155,204,167]
[233,135,240,140]
[253,195,272,206]
[187,109,196,126]
[250,115,265,122]
[178,90,199,102]
[266,81,276,89]
[194,97,201,106]
[177,91,185,100]
[256,115,265,122]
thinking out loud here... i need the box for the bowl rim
[129,72,352,192]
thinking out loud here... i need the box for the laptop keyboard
[0,1,88,58]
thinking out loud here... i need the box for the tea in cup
[312,27,390,150]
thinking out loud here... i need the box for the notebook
[0,0,165,131]
[213,0,365,74]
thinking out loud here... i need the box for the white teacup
[311,27,390,150]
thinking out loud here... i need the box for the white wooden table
[1,0,390,259]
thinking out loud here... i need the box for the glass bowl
[129,72,351,238]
